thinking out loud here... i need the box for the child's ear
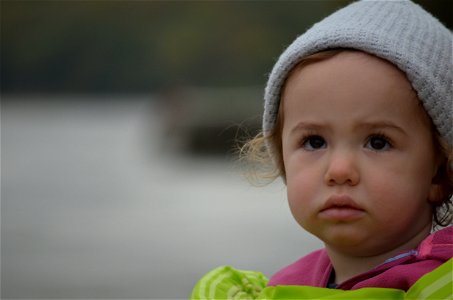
[428,164,445,203]
[428,183,443,203]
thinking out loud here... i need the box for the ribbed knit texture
[263,0,452,147]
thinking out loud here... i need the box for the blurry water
[1,96,322,299]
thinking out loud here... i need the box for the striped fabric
[190,259,452,300]
[405,258,452,300]
[190,266,268,300]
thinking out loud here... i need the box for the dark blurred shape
[159,86,262,157]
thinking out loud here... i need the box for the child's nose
[324,150,360,186]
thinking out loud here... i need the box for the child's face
[281,51,439,257]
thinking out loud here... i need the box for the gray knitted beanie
[263,0,452,148]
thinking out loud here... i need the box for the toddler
[191,0,452,298]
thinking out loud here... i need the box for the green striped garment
[190,258,452,300]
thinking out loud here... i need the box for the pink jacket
[268,226,453,290]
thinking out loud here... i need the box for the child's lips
[319,195,365,221]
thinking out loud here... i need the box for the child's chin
[319,229,373,252]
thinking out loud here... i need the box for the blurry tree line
[1,0,452,95]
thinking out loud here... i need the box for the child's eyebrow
[288,122,328,136]
[357,121,408,136]
[288,121,408,136]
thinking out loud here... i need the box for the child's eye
[302,135,326,151]
[366,135,392,151]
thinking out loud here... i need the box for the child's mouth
[319,195,365,221]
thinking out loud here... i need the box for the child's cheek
[286,171,319,224]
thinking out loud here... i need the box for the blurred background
[1,0,452,298]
